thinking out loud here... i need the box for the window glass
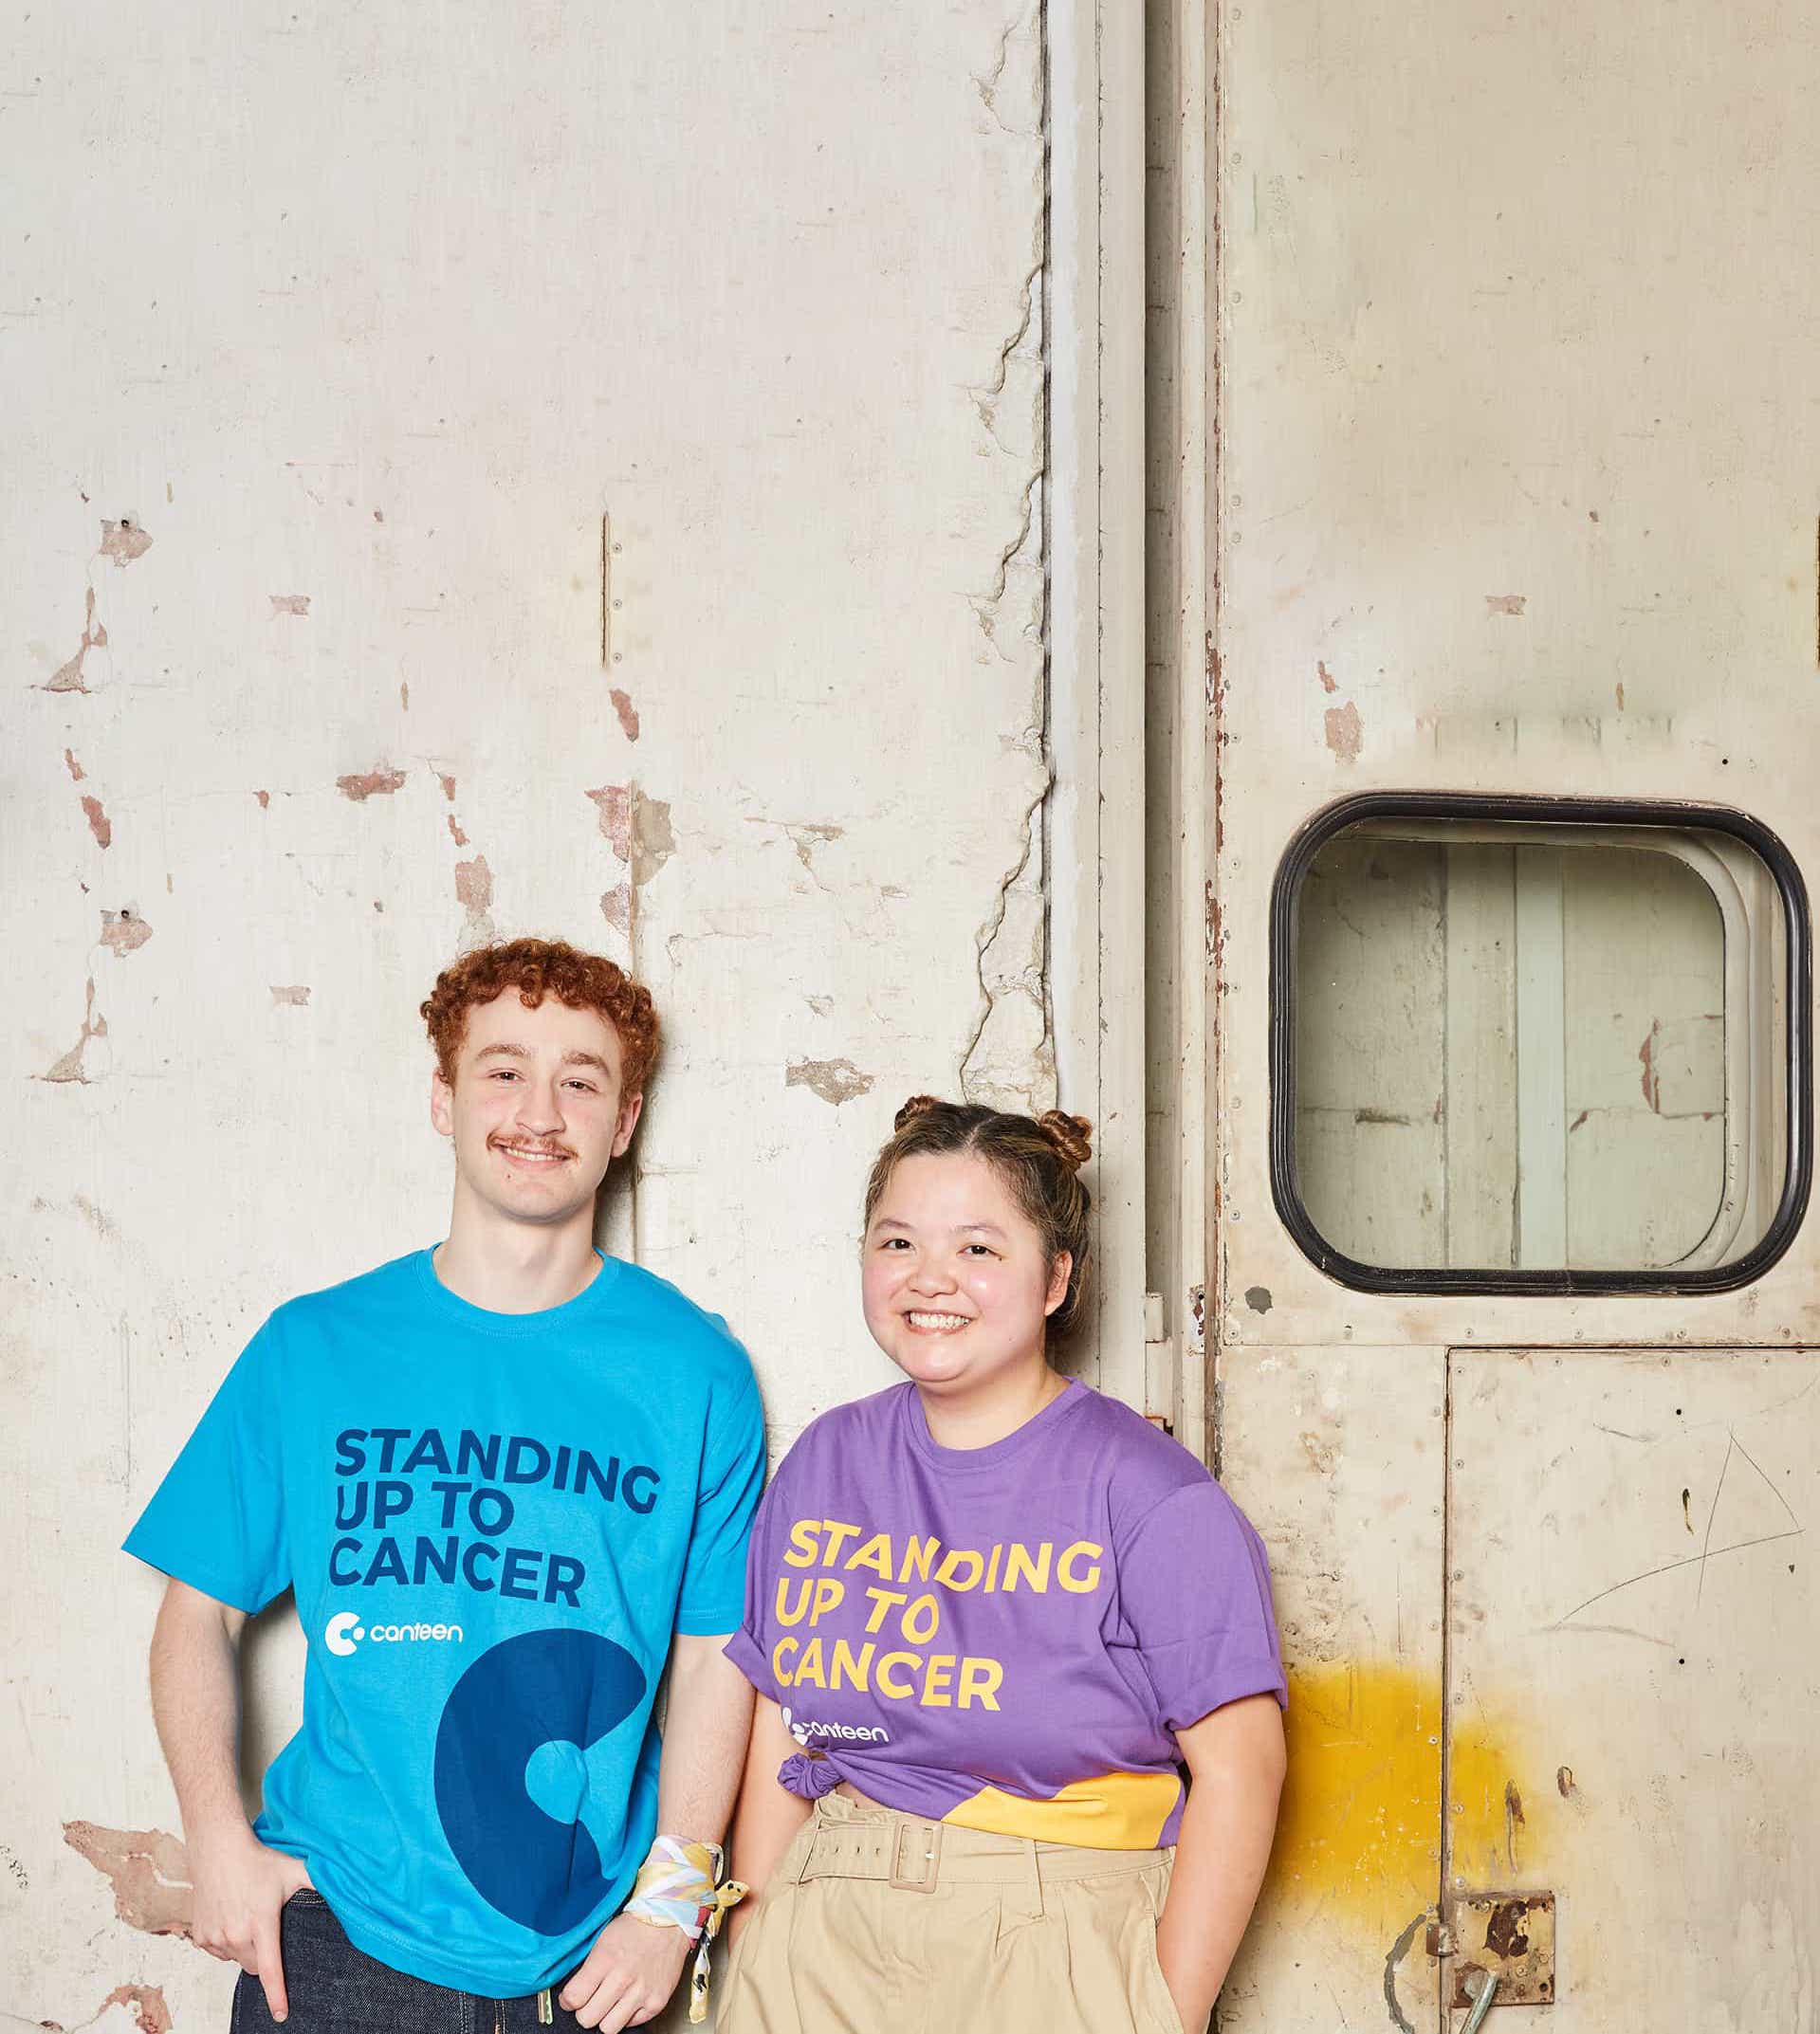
[1279,805,1804,1287]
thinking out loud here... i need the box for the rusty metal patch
[1450,1889,1556,2008]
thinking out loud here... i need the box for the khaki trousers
[715,1789,1185,2034]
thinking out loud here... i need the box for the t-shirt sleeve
[721,1454,790,1700]
[673,1365,767,1637]
[1116,1480,1288,1733]
[122,1321,290,1616]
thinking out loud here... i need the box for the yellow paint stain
[1264,1664,1546,1929]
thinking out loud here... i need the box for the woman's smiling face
[861,1150,1070,1398]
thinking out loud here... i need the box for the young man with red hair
[126,940,763,2033]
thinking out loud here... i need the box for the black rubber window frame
[1269,792,1812,1295]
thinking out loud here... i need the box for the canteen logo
[324,1608,465,1656]
[781,1703,889,1747]
[434,1628,647,1933]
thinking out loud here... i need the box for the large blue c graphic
[433,1628,647,1934]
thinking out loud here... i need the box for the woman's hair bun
[1036,1109,1094,1170]
[893,1093,947,1133]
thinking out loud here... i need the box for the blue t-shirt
[124,1248,765,1995]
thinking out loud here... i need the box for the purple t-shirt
[725,1379,1285,1848]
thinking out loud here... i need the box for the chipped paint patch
[1300,1431,1339,1475]
[1316,660,1338,694]
[1484,593,1527,616]
[630,793,674,887]
[47,589,108,693]
[455,854,494,941]
[255,790,270,810]
[63,1823,192,1935]
[100,518,153,567]
[268,594,312,617]
[785,823,843,872]
[1323,700,1363,765]
[786,1057,874,1107]
[100,1985,175,2034]
[270,985,311,1006]
[64,747,85,780]
[587,784,673,889]
[81,795,112,848]
[43,979,107,1084]
[437,772,457,801]
[610,687,640,741]
[447,814,469,847]
[337,764,408,801]
[1503,1779,1527,1871]
[586,783,632,857]
[101,908,153,957]
[600,884,632,935]
[1244,1285,1273,1315]
[1639,1017,1662,1111]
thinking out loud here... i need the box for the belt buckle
[888,1818,942,1893]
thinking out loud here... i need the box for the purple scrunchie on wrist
[778,1751,842,1800]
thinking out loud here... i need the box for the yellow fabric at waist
[938,1769,1183,1849]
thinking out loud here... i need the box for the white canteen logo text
[324,1609,464,1656]
[781,1703,889,1746]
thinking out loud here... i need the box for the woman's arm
[724,1696,813,1943]
[1155,1693,1287,2033]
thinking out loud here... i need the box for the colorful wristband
[623,1836,748,2025]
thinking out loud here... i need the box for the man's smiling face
[430,991,642,1232]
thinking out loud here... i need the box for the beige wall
[1182,0,1820,2025]
[0,2,1087,2024]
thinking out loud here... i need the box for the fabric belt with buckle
[794,1816,947,1891]
[791,1807,1169,1893]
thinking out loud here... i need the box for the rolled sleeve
[1117,1481,1288,1732]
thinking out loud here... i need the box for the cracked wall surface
[0,0,1052,2022]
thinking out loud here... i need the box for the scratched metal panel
[1447,1349,1820,2029]
[0,0,1052,2023]
[1215,1347,1448,2034]
[1212,0,1820,1351]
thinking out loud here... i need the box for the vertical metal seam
[1437,1347,1460,2033]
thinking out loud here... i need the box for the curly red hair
[420,938,660,1096]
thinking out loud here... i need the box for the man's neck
[433,1197,605,1316]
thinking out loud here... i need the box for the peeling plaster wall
[0,2,1054,2021]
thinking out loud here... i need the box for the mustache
[487,1136,578,1158]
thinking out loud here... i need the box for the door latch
[1447,1889,1556,2009]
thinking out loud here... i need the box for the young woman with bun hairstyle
[718,1097,1286,2034]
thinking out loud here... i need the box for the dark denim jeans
[231,1891,590,2034]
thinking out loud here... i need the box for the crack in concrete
[970,258,1044,451]
[968,468,1042,659]
[971,3,1042,137]
[958,756,1055,1109]
[957,0,1051,1111]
